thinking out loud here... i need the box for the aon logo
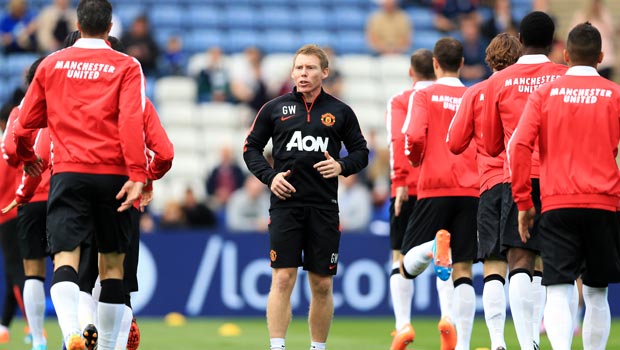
[285,131,329,152]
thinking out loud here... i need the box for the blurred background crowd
[0,0,617,234]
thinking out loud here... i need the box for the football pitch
[3,316,620,350]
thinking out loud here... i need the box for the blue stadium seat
[256,0,290,5]
[335,31,369,54]
[187,6,223,29]
[6,53,40,77]
[223,6,257,30]
[296,8,329,31]
[412,30,443,51]
[333,7,367,30]
[225,30,260,54]
[256,7,294,30]
[149,6,184,29]
[184,30,223,55]
[261,30,301,54]
[114,4,146,30]
[407,7,435,31]
[300,30,332,48]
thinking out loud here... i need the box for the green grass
[3,316,620,350]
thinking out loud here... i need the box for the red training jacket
[447,79,504,194]
[386,80,433,197]
[143,98,174,181]
[483,55,567,182]
[509,66,620,212]
[405,77,479,199]
[14,38,148,183]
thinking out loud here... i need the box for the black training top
[243,88,369,210]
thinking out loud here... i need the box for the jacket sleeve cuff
[516,199,534,211]
[392,177,406,188]
[337,160,347,176]
[128,169,148,184]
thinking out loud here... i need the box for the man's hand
[518,207,536,243]
[270,170,296,200]
[313,151,342,179]
[139,190,153,212]
[1,200,20,214]
[116,180,145,212]
[394,186,408,216]
[23,156,44,177]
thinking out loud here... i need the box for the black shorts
[79,207,140,293]
[268,207,341,275]
[477,184,505,262]
[0,219,25,286]
[401,196,478,264]
[539,208,620,287]
[17,201,49,260]
[500,179,541,254]
[47,173,131,255]
[389,196,416,251]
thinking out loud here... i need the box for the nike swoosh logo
[280,115,295,121]
[329,265,337,270]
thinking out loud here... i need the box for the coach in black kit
[243,44,368,350]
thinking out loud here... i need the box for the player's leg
[537,208,592,350]
[401,199,442,278]
[118,207,141,350]
[501,183,536,350]
[478,184,507,350]
[18,201,49,350]
[77,236,99,350]
[449,196,478,350]
[304,207,342,350]
[47,173,94,350]
[529,180,545,348]
[92,174,132,350]
[579,209,620,350]
[0,218,24,344]
[388,197,416,350]
[267,208,304,350]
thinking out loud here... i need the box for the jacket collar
[566,66,599,76]
[73,38,112,49]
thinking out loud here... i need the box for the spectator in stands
[229,46,270,113]
[35,0,77,53]
[571,0,616,79]
[338,174,372,232]
[188,46,232,102]
[121,15,159,76]
[206,144,246,209]
[365,0,412,55]
[432,0,479,33]
[480,0,519,42]
[0,0,38,53]
[159,35,187,76]
[181,187,216,229]
[158,199,187,230]
[459,13,490,85]
[225,176,270,233]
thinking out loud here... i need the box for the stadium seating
[154,76,197,105]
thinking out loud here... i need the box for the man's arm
[447,86,476,155]
[118,59,148,184]
[337,106,369,176]
[482,81,505,157]
[405,90,429,167]
[243,102,278,186]
[387,93,410,188]
[15,63,48,164]
[508,91,541,211]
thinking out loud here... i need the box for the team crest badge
[270,250,277,262]
[321,113,335,127]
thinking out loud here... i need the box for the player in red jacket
[401,37,479,350]
[12,1,147,349]
[509,22,620,350]
[447,33,522,350]
[482,11,568,350]
[385,49,435,350]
